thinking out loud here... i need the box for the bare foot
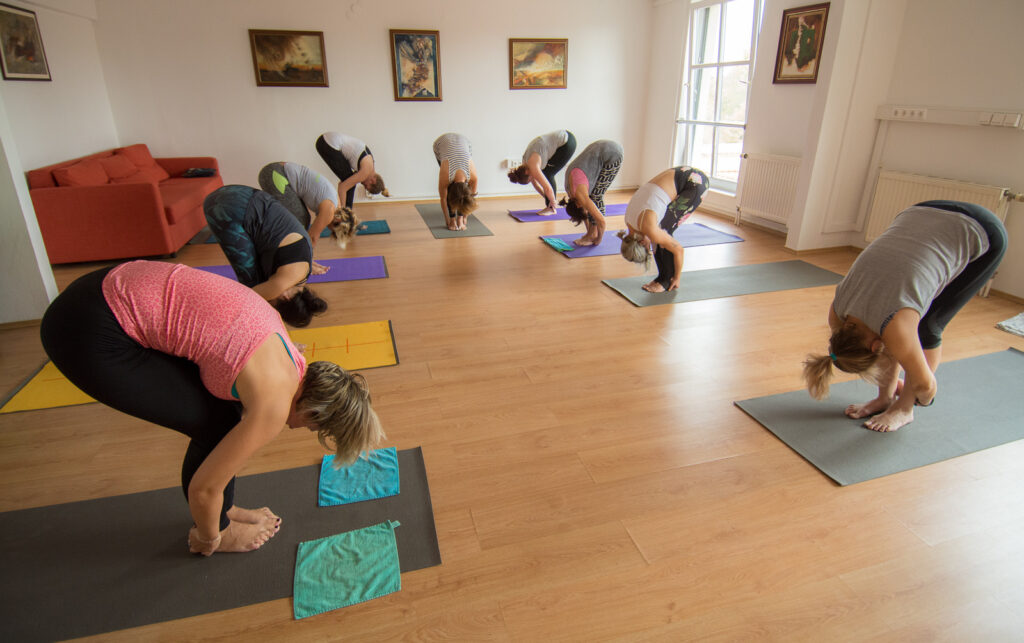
[227,505,281,531]
[215,520,277,553]
[537,206,555,216]
[642,280,665,293]
[574,236,595,246]
[864,407,914,432]
[844,396,892,419]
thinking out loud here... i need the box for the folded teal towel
[318,447,400,507]
[358,219,391,235]
[542,236,575,252]
[293,520,402,619]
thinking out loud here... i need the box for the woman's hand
[667,275,680,291]
[188,526,221,556]
[311,261,329,275]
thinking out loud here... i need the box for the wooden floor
[3,195,1024,641]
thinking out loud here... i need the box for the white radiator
[735,153,801,226]
[864,170,1011,242]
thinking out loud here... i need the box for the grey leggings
[258,162,310,228]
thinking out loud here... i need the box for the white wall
[91,0,652,199]
[877,0,1024,298]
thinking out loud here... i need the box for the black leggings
[541,132,577,207]
[40,267,242,529]
[653,167,711,289]
[915,200,1008,349]
[315,135,369,208]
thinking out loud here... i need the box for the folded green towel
[293,520,402,619]
[542,236,575,252]
[318,448,400,507]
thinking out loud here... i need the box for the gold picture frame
[509,38,567,89]
[249,29,328,87]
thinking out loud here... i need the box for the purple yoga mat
[509,202,628,222]
[541,223,743,259]
[196,256,388,283]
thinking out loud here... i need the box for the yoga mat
[197,256,388,283]
[603,260,842,307]
[0,321,398,414]
[735,349,1024,486]
[290,320,399,369]
[0,361,95,414]
[0,447,440,642]
[508,201,628,222]
[318,219,391,237]
[414,203,494,238]
[541,223,744,259]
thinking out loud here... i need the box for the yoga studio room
[3,0,1024,639]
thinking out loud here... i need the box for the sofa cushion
[116,144,170,182]
[160,177,217,224]
[98,154,138,180]
[52,159,109,187]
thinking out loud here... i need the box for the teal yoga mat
[0,447,439,641]
[414,202,494,238]
[602,260,842,307]
[735,349,1024,485]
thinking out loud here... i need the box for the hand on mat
[456,215,467,231]
[667,276,680,292]
[311,261,329,275]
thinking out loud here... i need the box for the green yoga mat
[0,447,440,641]
[603,260,842,307]
[735,349,1024,485]
[414,202,493,238]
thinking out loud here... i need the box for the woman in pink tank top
[40,261,384,556]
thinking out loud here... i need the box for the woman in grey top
[804,200,1007,432]
[507,130,576,215]
[433,132,478,230]
[258,161,360,250]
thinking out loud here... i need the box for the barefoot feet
[844,396,892,419]
[863,407,914,432]
[227,505,281,532]
[217,519,278,552]
[641,280,665,293]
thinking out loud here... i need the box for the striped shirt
[433,133,473,182]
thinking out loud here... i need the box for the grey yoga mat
[735,349,1024,486]
[0,447,440,642]
[415,202,494,238]
[603,260,842,307]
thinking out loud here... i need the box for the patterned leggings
[590,158,622,215]
[257,163,310,228]
[203,186,261,287]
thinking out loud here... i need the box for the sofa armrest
[30,183,175,263]
[157,156,220,177]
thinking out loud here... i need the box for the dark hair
[558,195,587,225]
[273,287,327,327]
[366,173,390,197]
[446,181,478,216]
[803,322,886,399]
[507,165,530,185]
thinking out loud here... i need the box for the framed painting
[390,29,441,101]
[773,3,829,84]
[249,29,328,87]
[0,2,50,81]
[509,38,567,89]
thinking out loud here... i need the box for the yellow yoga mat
[0,321,398,415]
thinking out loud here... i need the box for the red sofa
[27,143,223,264]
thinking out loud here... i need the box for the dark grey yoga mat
[603,260,842,307]
[0,447,440,642]
[735,349,1024,486]
[414,202,494,238]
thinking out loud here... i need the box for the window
[674,0,761,193]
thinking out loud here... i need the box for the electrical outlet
[893,106,927,121]
[505,157,519,169]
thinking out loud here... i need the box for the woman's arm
[584,198,606,239]
[467,160,478,194]
[526,155,554,204]
[186,337,295,549]
[880,309,936,405]
[336,156,374,200]
[308,200,335,246]
[252,262,309,301]
[438,160,451,221]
